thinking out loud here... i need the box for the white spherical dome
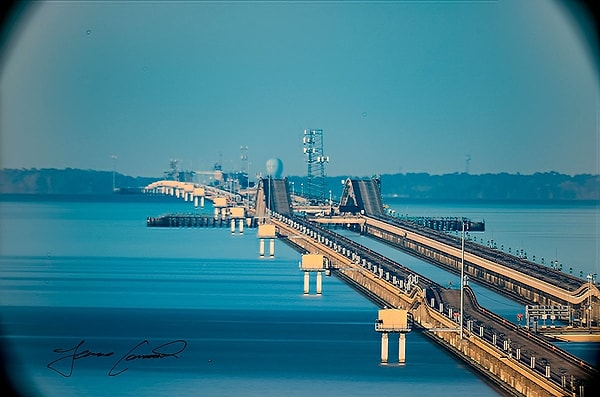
[266,158,283,178]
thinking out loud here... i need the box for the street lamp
[460,220,467,339]
[110,155,117,192]
[587,273,593,330]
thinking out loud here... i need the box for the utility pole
[111,155,117,192]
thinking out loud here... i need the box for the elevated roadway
[360,215,599,315]
[270,211,598,397]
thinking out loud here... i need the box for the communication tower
[240,146,249,188]
[165,159,179,181]
[302,129,329,203]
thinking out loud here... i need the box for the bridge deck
[363,215,598,308]
[270,212,598,396]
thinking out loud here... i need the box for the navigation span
[144,177,599,397]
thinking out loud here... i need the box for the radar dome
[266,158,283,178]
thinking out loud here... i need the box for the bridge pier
[316,271,322,294]
[258,238,275,257]
[379,331,409,365]
[230,219,246,235]
[194,195,205,208]
[301,270,325,295]
[399,332,406,364]
[380,332,389,363]
[257,224,276,258]
[303,271,310,294]
[301,271,324,295]
[376,309,411,365]
[300,254,326,295]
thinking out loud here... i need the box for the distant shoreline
[0,193,597,207]
[1,168,599,201]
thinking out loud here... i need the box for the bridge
[271,212,597,396]
[144,180,245,207]
[144,177,599,396]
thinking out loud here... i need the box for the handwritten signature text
[46,339,188,377]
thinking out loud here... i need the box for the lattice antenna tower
[302,129,329,203]
[240,146,249,189]
[165,159,179,181]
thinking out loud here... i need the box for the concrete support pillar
[316,271,323,294]
[479,326,484,337]
[516,348,521,360]
[194,196,199,208]
[399,333,406,364]
[545,365,550,378]
[238,219,244,234]
[269,238,275,257]
[530,356,536,369]
[381,332,389,364]
[201,196,205,208]
[231,219,236,234]
[221,208,227,218]
[214,208,220,219]
[259,238,265,257]
[303,271,310,294]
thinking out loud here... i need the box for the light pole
[240,146,249,208]
[460,220,467,339]
[268,174,272,220]
[588,273,593,330]
[111,155,117,192]
[247,161,251,209]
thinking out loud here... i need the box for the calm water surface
[1,195,598,396]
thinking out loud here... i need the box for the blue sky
[1,0,598,178]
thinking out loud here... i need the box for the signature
[47,339,188,377]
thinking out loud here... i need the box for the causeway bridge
[271,212,596,397]
[144,177,599,396]
[313,178,600,325]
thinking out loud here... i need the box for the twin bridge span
[271,212,597,397]
[144,178,599,396]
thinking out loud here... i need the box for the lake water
[1,195,598,396]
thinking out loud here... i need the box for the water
[0,195,598,396]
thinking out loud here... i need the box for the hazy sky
[1,0,598,178]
